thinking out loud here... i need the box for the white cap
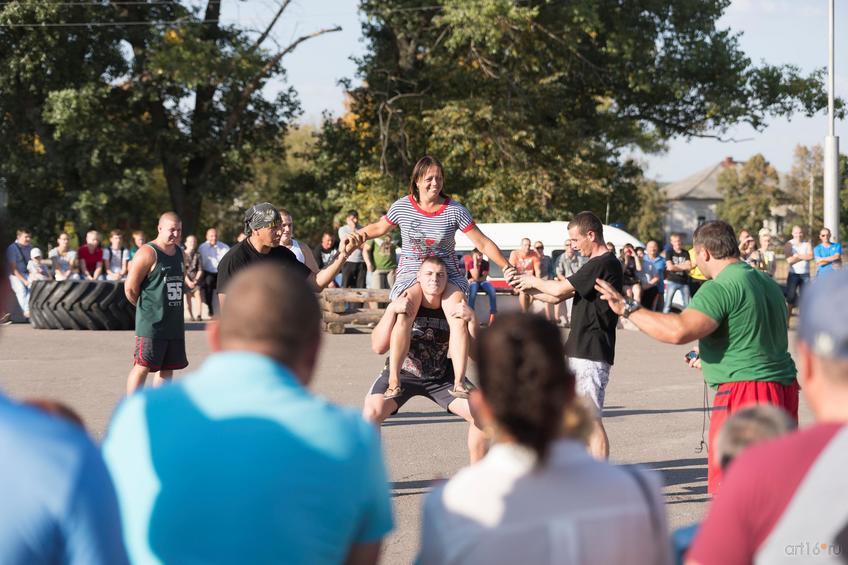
[31,247,43,258]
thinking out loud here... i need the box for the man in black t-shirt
[662,233,691,313]
[216,203,353,307]
[512,211,623,459]
[362,257,486,464]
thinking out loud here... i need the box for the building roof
[662,156,793,202]
[662,159,735,201]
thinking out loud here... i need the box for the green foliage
[716,154,784,233]
[782,144,848,240]
[0,0,334,242]
[784,144,824,237]
[0,0,835,248]
[315,0,830,227]
[628,178,668,244]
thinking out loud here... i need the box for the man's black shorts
[368,364,456,413]
[133,336,188,373]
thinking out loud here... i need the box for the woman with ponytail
[418,313,671,565]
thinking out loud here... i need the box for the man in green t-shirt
[594,220,797,494]
[365,235,398,291]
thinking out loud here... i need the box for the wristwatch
[622,297,641,319]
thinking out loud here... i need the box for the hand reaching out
[502,264,517,284]
[513,273,539,292]
[340,233,364,258]
[593,278,626,316]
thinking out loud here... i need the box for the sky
[219,0,847,182]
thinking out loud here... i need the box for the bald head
[217,264,321,379]
[155,211,182,247]
[159,211,181,225]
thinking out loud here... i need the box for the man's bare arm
[523,291,564,304]
[595,279,718,344]
[514,274,576,301]
[371,299,408,354]
[124,247,155,305]
[312,236,356,290]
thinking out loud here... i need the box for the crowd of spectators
[2,227,233,322]
[457,223,842,331]
[3,221,842,326]
[2,254,846,565]
[1,212,847,564]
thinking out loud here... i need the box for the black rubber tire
[29,280,136,330]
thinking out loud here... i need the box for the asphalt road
[0,322,811,564]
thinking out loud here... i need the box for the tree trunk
[180,172,204,237]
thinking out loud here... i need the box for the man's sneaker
[0,313,11,326]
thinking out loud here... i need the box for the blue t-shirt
[5,242,31,275]
[649,255,667,292]
[103,351,393,565]
[0,396,129,565]
[814,242,842,274]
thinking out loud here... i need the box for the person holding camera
[594,221,797,495]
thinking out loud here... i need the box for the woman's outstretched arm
[356,217,395,241]
[464,226,510,269]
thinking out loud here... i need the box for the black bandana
[243,203,281,235]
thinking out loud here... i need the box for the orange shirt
[510,249,541,275]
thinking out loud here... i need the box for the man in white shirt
[198,228,230,319]
[783,225,812,320]
[279,209,320,273]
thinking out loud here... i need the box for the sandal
[449,383,471,399]
[384,386,404,400]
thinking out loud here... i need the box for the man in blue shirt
[104,263,393,565]
[0,258,129,565]
[813,227,842,276]
[646,240,666,311]
[5,228,32,319]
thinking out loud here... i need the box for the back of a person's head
[25,399,86,431]
[567,211,603,238]
[798,268,848,387]
[715,404,796,470]
[693,221,740,259]
[218,264,321,372]
[475,313,575,463]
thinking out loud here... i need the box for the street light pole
[824,0,840,241]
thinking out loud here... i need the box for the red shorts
[133,336,188,373]
[707,380,799,494]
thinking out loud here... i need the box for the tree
[314,0,831,224]
[628,178,668,244]
[716,154,783,233]
[783,144,848,240]
[0,0,340,240]
[784,144,824,238]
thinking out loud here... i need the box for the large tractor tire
[29,280,135,330]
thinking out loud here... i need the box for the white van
[455,221,643,289]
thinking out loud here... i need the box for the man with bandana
[216,203,355,306]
